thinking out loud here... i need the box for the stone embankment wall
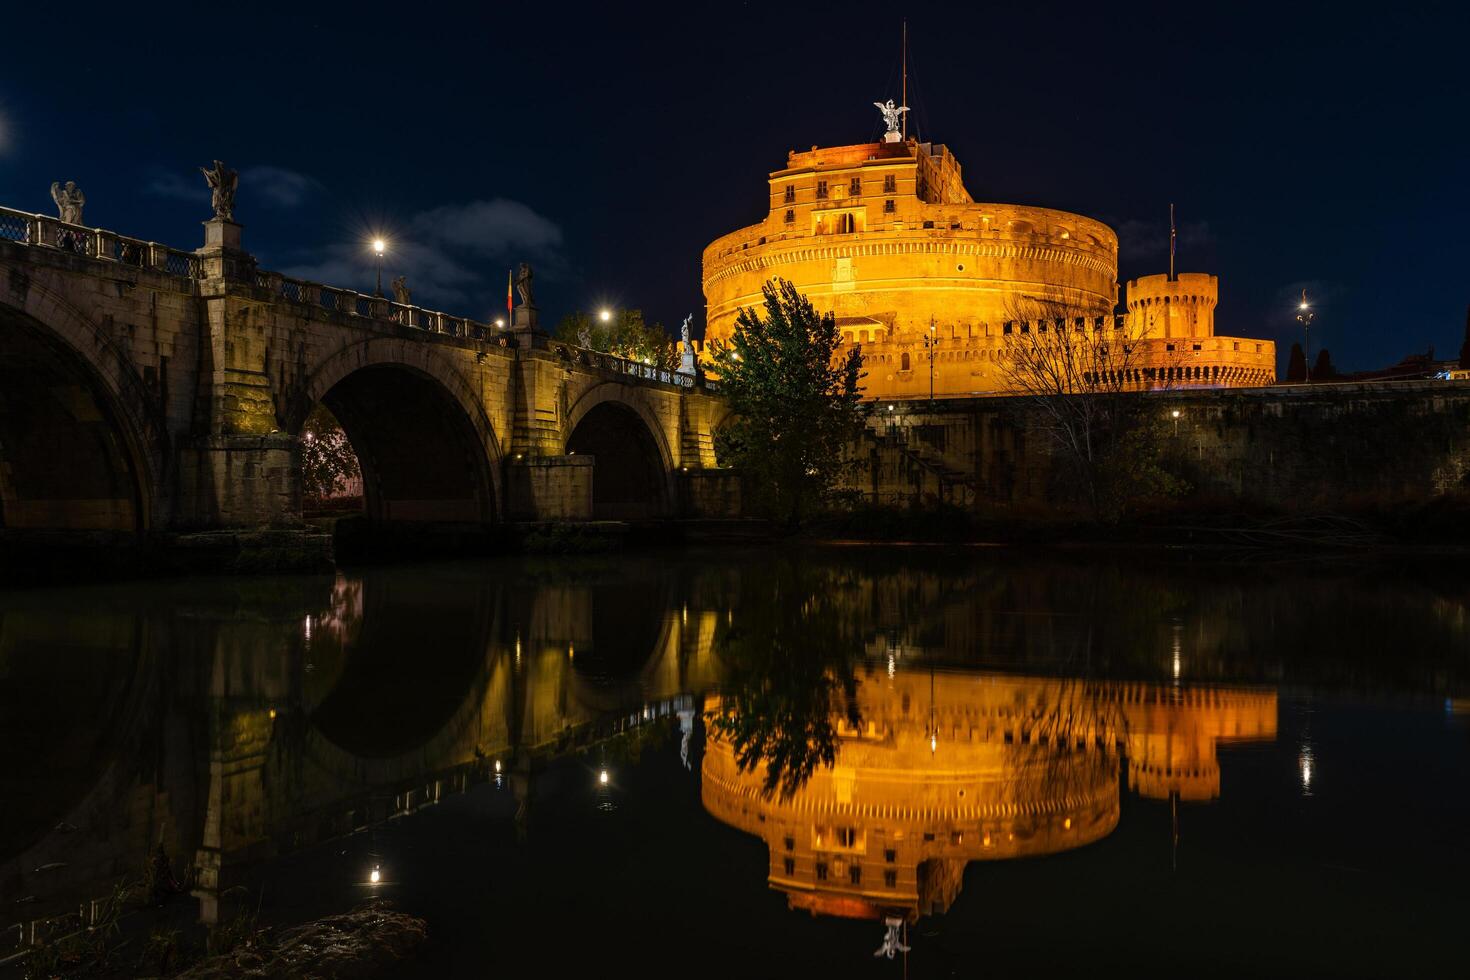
[851,381,1470,513]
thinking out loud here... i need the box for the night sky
[1,2,1465,374]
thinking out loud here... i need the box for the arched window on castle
[901,352,911,371]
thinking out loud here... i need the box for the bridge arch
[564,383,674,520]
[302,340,503,524]
[0,269,161,533]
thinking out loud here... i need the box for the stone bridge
[0,205,736,549]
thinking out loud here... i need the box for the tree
[300,404,360,500]
[1312,348,1337,381]
[554,309,677,370]
[997,298,1184,519]
[1286,342,1307,382]
[704,558,862,800]
[707,279,864,525]
[1459,306,1470,370]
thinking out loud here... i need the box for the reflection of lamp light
[494,759,502,773]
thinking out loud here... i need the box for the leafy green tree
[707,279,864,525]
[300,404,360,499]
[1286,342,1307,382]
[554,309,677,370]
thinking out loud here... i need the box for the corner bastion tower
[701,108,1275,400]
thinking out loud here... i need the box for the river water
[1,547,1465,977]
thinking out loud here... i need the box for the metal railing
[0,205,202,280]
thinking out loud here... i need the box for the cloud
[240,165,317,208]
[411,199,562,254]
[145,164,317,208]
[280,198,564,315]
[144,169,209,204]
[1116,218,1214,261]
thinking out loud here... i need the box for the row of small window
[785,859,899,888]
[1003,317,1124,334]
[786,175,900,203]
[784,201,895,224]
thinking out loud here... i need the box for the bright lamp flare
[599,768,610,785]
[372,239,385,255]
[598,309,612,323]
[369,866,381,884]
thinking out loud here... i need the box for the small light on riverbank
[369,865,381,885]
[599,768,610,786]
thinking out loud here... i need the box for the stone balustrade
[0,204,707,392]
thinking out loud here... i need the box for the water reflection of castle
[702,669,1276,920]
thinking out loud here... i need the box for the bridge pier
[0,197,739,574]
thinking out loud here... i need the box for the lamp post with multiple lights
[923,318,937,413]
[1296,290,1314,384]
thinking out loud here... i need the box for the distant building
[702,134,1276,399]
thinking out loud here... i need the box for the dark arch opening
[308,567,495,757]
[315,364,495,526]
[567,402,668,520]
[0,306,147,535]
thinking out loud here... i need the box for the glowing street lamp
[369,865,381,885]
[371,238,387,297]
[1296,290,1315,383]
[598,768,610,786]
[598,308,612,324]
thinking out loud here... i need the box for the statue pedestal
[676,348,699,377]
[202,219,242,250]
[512,303,539,332]
[882,131,903,144]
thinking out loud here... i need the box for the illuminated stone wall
[851,381,1470,512]
[701,140,1275,399]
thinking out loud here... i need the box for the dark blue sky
[1,1,1465,372]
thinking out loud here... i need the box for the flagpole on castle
[901,20,908,141]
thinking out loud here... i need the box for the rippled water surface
[2,547,1466,977]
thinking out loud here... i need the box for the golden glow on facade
[702,139,1276,399]
[702,670,1276,921]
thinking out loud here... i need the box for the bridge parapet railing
[0,205,203,279]
[253,269,496,340]
[558,342,698,388]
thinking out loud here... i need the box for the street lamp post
[372,238,386,297]
[925,318,937,413]
[1296,290,1314,384]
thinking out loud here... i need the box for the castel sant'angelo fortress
[701,101,1277,400]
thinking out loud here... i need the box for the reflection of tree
[705,561,864,800]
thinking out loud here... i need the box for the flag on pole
[506,269,514,319]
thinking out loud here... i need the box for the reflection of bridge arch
[302,340,503,523]
[0,274,161,532]
[565,383,674,519]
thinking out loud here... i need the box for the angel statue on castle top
[873,99,908,140]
